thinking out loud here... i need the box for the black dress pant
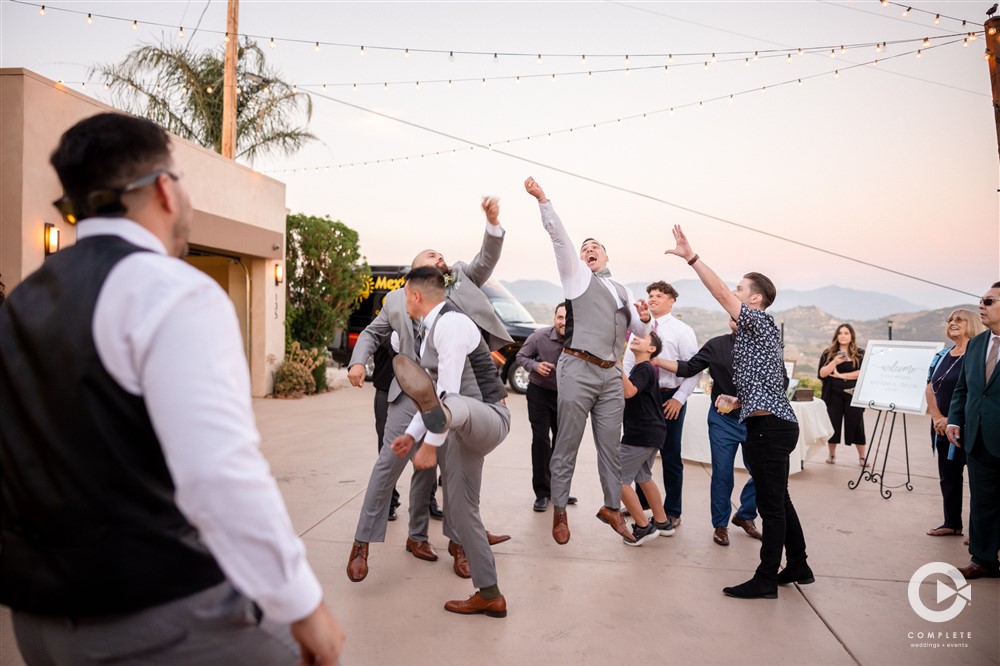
[526,383,558,500]
[825,386,866,445]
[933,434,966,530]
[742,415,807,585]
[968,433,1000,570]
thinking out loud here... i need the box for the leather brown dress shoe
[447,540,472,579]
[487,532,511,546]
[552,510,570,544]
[713,527,730,546]
[957,561,1000,579]
[405,538,439,562]
[347,542,369,582]
[596,506,636,543]
[393,356,451,433]
[444,592,507,618]
[732,516,762,540]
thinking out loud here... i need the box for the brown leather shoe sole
[713,527,730,546]
[487,532,511,546]
[405,538,439,562]
[347,543,369,582]
[393,356,449,433]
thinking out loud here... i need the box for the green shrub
[797,376,823,397]
[273,342,326,398]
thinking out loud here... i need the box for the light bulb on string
[383,82,387,90]
[916,49,922,58]
[588,71,592,78]
[516,76,521,83]
[876,42,882,52]
[970,32,977,41]
[744,57,750,66]
[87,13,93,24]
[132,19,138,30]
[753,51,759,61]
[537,54,542,64]
[626,67,631,75]
[415,81,420,89]
[830,49,835,58]
[39,5,45,16]
[581,54,587,64]
[404,48,410,58]
[902,6,910,17]
[922,37,930,47]
[206,85,214,93]
[271,38,277,49]
[482,78,487,86]
[360,45,365,56]
[729,94,734,103]
[322,83,327,91]
[448,51,454,62]
[178,26,185,38]
[625,54,630,65]
[963,36,969,46]
[934,14,940,24]
[314,42,320,52]
[798,47,803,56]
[703,61,708,70]
[668,54,673,63]
[787,53,792,63]
[493,53,498,63]
[880,0,887,5]
[224,33,230,43]
[551,73,556,82]
[711,52,717,63]
[448,80,453,88]
[834,70,840,78]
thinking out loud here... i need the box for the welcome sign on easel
[851,340,944,415]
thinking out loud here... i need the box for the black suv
[330,266,541,393]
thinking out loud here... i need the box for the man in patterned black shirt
[665,225,811,600]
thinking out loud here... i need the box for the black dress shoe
[567,496,578,505]
[533,497,550,512]
[777,563,815,585]
[429,498,444,520]
[723,577,778,599]
[387,505,398,521]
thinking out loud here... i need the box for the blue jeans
[708,408,757,528]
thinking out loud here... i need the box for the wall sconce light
[274,263,284,286]
[44,223,60,256]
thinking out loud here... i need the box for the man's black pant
[934,435,966,530]
[526,382,558,500]
[742,414,806,585]
[968,433,1000,570]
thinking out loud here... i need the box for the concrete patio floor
[2,371,998,665]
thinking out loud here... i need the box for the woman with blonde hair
[818,324,867,466]
[924,309,984,537]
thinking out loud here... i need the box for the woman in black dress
[924,309,983,537]
[818,324,866,466]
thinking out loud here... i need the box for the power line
[302,85,977,300]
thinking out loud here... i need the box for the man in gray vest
[524,177,652,545]
[0,113,343,663]
[346,197,512,582]
[389,266,511,617]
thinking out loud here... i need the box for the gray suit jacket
[349,227,512,401]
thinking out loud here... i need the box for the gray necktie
[986,335,999,382]
[413,320,425,362]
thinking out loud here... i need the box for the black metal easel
[848,401,913,499]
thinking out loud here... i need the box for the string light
[902,6,910,17]
[915,49,921,58]
[840,45,846,54]
[404,48,410,58]
[131,19,138,30]
[271,37,277,49]
[39,5,44,16]
[830,49,836,58]
[206,85,213,93]
[922,37,930,47]
[493,53,498,63]
[934,14,940,24]
[449,51,454,62]
[798,47,803,56]
[178,26,185,38]
[786,53,792,63]
[581,54,587,64]
[314,41,320,52]
[448,80,452,87]
[753,51,759,61]
[87,13,92,24]
[834,70,840,78]
[625,54,630,65]
[537,54,542,64]
[359,45,365,56]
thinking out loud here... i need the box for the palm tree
[93,39,315,163]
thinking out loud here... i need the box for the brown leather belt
[563,348,617,369]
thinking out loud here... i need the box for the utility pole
[987,16,1000,163]
[221,0,239,159]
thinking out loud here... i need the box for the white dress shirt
[404,301,483,447]
[86,218,321,625]
[538,201,649,338]
[622,313,700,403]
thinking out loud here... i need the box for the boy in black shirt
[620,332,674,545]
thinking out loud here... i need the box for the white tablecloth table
[680,393,834,474]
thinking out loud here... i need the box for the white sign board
[852,340,944,414]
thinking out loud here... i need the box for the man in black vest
[0,113,343,663]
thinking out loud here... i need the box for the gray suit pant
[550,354,625,509]
[12,582,297,665]
[354,396,458,544]
[441,394,511,589]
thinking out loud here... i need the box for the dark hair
[647,281,678,300]
[405,265,445,294]
[647,330,663,357]
[554,301,566,314]
[580,238,606,251]
[992,281,1000,289]
[743,272,776,310]
[823,323,861,368]
[50,113,172,220]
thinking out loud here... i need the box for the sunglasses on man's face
[52,169,180,224]
[981,297,999,307]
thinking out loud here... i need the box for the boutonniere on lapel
[444,272,457,291]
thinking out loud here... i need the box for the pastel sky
[2,0,997,309]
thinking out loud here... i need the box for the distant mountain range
[502,279,945,321]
